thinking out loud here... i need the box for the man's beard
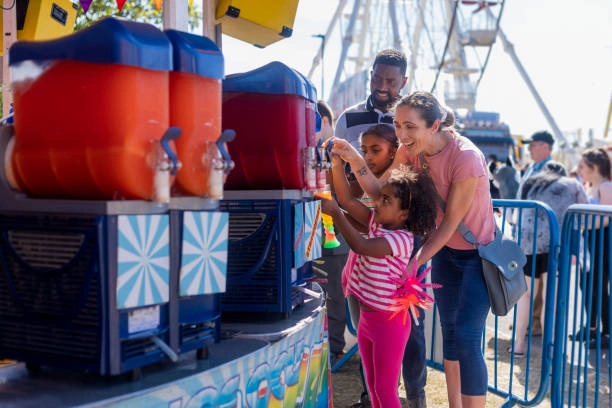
[371,92,401,111]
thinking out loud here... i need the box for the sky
[207,0,612,142]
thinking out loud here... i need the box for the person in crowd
[518,131,555,195]
[313,99,350,367]
[334,48,407,150]
[342,124,404,406]
[334,49,429,408]
[316,99,335,143]
[493,156,520,200]
[357,124,399,206]
[511,161,587,357]
[319,154,437,408]
[575,147,612,349]
[516,131,556,337]
[361,124,399,178]
[331,90,496,408]
[487,154,501,200]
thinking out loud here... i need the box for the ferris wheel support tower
[308,0,494,113]
[308,0,567,150]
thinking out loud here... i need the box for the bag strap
[419,153,479,246]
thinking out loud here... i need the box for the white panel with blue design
[304,200,322,260]
[180,211,229,296]
[293,202,305,269]
[117,214,170,309]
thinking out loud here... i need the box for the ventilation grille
[0,321,99,360]
[0,215,101,365]
[180,321,217,349]
[227,212,266,241]
[219,200,287,310]
[121,336,162,362]
[7,230,84,269]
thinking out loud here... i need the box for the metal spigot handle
[161,127,181,175]
[315,138,325,164]
[216,129,236,174]
[325,139,334,163]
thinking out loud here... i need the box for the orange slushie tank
[8,17,173,200]
[165,30,224,198]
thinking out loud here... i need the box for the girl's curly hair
[385,164,438,237]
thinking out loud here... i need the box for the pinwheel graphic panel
[180,211,229,296]
[116,215,170,309]
[304,200,322,261]
[293,202,305,269]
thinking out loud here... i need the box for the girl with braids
[330,90,496,407]
[318,157,437,408]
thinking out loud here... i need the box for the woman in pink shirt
[331,91,496,408]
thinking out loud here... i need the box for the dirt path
[330,352,508,407]
[329,333,555,408]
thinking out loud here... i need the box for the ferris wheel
[307,0,505,114]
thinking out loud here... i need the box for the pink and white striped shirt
[346,211,414,312]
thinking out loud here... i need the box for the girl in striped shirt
[319,160,437,408]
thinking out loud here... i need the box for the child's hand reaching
[316,193,341,218]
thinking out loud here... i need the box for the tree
[75,0,202,31]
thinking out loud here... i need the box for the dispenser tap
[160,127,182,175]
[214,129,236,174]
[154,127,182,203]
[314,139,333,189]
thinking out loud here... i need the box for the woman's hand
[405,257,418,280]
[328,137,364,167]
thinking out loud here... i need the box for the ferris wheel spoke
[314,0,505,114]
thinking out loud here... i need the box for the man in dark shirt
[335,49,428,408]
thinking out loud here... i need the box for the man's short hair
[317,99,334,123]
[373,49,408,76]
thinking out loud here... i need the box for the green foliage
[75,0,202,31]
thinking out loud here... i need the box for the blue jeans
[432,246,490,396]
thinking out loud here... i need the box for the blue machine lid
[9,17,172,71]
[293,69,318,103]
[165,30,224,79]
[223,61,316,101]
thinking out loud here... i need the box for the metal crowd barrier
[552,204,612,408]
[340,199,611,407]
[425,199,559,407]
